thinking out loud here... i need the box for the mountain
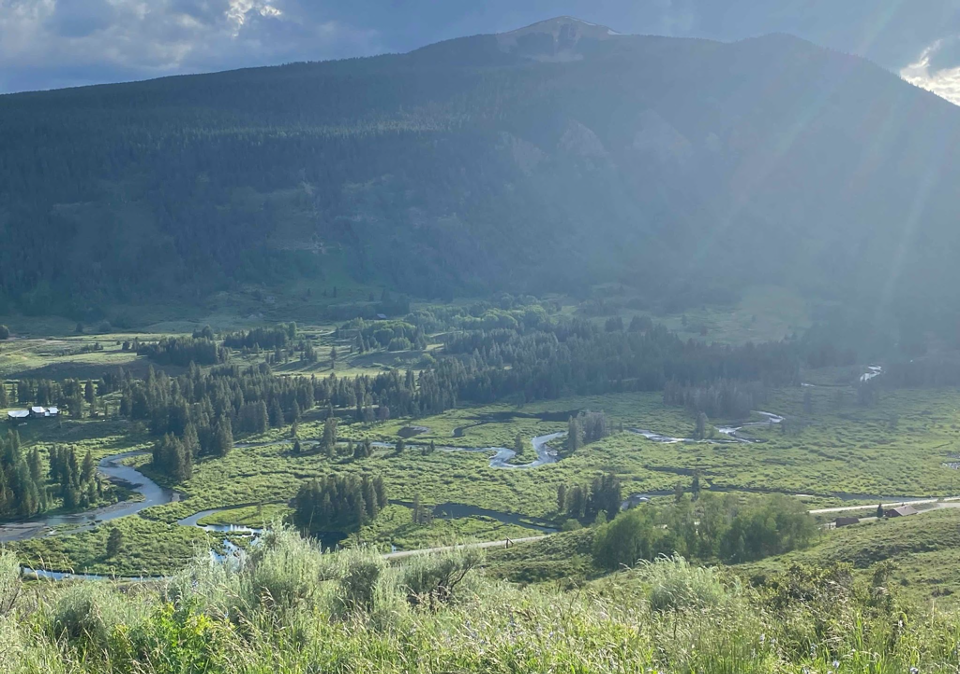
[2,17,960,331]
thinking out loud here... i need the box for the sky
[2,0,960,104]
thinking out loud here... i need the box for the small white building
[27,406,59,418]
[7,410,29,421]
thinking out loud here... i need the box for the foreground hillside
[3,17,960,337]
[3,528,958,674]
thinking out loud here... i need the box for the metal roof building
[886,505,918,518]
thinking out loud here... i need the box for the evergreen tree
[27,448,43,485]
[183,423,200,459]
[107,527,124,558]
[694,412,709,440]
[81,451,96,486]
[514,433,525,460]
[373,475,387,509]
[362,476,379,520]
[215,416,233,458]
[567,416,582,452]
[269,398,285,428]
[322,417,339,453]
[412,493,423,525]
[255,401,269,433]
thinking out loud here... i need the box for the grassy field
[10,378,960,576]
[484,504,960,608]
[739,507,960,608]
[0,335,150,380]
[6,527,960,674]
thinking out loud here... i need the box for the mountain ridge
[0,22,959,338]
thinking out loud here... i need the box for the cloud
[43,0,116,37]
[0,0,382,92]
[901,37,960,106]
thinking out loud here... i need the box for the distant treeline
[441,321,799,404]
[663,379,769,419]
[136,337,226,367]
[344,319,427,353]
[222,325,296,351]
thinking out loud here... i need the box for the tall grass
[3,537,960,673]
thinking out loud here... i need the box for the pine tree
[412,493,423,525]
[362,476,379,519]
[322,417,338,453]
[373,475,387,509]
[269,398,285,428]
[567,416,582,452]
[514,433,525,460]
[107,527,124,557]
[255,401,269,433]
[27,448,43,485]
[81,450,96,485]
[215,416,233,457]
[694,412,708,440]
[183,423,200,459]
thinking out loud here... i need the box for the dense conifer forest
[3,21,960,343]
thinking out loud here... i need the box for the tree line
[136,337,227,367]
[663,379,769,420]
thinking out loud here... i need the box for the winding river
[436,432,567,468]
[0,451,179,544]
[631,411,784,445]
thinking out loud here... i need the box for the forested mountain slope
[2,17,959,327]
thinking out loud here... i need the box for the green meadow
[9,376,960,576]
